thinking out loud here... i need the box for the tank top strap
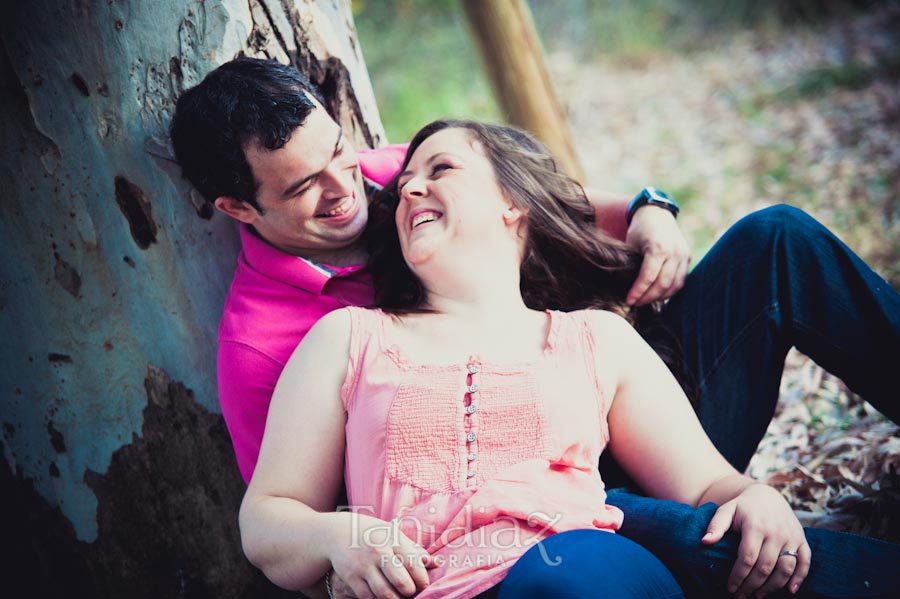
[340,306,390,410]
[554,309,609,436]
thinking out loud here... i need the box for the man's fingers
[634,258,680,305]
[670,256,690,296]
[627,254,663,305]
[343,573,377,599]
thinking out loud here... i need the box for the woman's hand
[328,513,433,599]
[701,483,810,598]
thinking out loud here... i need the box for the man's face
[238,103,368,263]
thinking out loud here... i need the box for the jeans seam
[697,302,780,396]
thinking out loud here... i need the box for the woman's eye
[432,163,451,176]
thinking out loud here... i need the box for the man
[171,57,900,598]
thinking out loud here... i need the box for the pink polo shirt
[217,144,407,482]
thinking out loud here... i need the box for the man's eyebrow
[280,130,343,198]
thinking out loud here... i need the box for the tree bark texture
[0,1,383,595]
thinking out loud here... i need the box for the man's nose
[321,160,355,197]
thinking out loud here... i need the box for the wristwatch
[627,187,679,225]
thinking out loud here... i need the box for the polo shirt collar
[239,225,365,295]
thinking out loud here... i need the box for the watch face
[628,187,679,224]
[646,187,671,202]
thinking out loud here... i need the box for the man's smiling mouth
[317,194,356,218]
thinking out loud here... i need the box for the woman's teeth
[412,212,441,228]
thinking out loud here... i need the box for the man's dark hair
[170,56,325,212]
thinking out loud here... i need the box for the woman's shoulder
[567,307,632,329]
[567,308,642,346]
[307,307,388,351]
[314,306,383,329]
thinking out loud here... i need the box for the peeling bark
[0,0,382,594]
[1,366,293,597]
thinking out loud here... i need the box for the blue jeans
[607,489,900,598]
[663,204,899,470]
[602,206,900,597]
[497,529,684,598]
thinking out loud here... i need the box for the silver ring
[779,549,799,559]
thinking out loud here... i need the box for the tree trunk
[0,1,382,596]
[460,0,583,181]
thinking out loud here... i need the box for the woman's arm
[583,188,691,305]
[590,310,810,598]
[239,310,431,598]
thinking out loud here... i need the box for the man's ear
[214,196,260,224]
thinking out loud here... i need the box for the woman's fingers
[733,538,787,598]
[378,547,430,597]
[785,542,812,595]
[394,537,432,592]
[728,529,763,595]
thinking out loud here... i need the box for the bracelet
[324,568,335,599]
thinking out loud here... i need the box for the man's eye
[295,180,314,196]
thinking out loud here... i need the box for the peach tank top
[340,307,623,599]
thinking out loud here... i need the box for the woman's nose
[401,176,426,201]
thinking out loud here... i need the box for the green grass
[354,0,499,143]
[776,53,900,101]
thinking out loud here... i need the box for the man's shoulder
[358,143,408,187]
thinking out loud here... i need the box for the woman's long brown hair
[366,120,693,399]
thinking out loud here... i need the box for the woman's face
[394,128,511,266]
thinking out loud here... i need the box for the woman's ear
[214,196,261,224]
[502,206,524,225]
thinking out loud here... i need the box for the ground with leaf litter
[553,2,900,542]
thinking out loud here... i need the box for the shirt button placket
[464,361,481,486]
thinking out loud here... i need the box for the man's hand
[702,484,811,598]
[330,570,358,599]
[625,206,691,306]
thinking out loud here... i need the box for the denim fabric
[602,205,900,598]
[497,529,684,599]
[662,204,900,470]
[607,488,900,598]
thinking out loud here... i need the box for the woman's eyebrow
[398,152,453,185]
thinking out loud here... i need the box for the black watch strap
[627,187,679,225]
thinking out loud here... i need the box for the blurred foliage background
[354,0,900,284]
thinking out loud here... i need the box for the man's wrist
[627,187,679,225]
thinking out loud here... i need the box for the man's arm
[584,188,692,306]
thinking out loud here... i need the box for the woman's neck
[418,251,531,322]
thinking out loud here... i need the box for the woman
[239,120,810,599]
